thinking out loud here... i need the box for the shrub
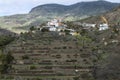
[30,26,35,31]
[30,65,36,70]
[63,46,67,49]
[22,55,29,59]
[41,28,49,32]
[0,53,14,74]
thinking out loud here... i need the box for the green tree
[64,29,70,35]
[41,28,49,32]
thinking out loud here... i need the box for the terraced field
[3,31,95,80]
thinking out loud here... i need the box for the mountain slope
[29,4,67,16]
[30,1,120,16]
[79,6,120,26]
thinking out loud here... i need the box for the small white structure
[42,18,67,32]
[19,61,24,64]
[111,40,119,43]
[82,23,96,27]
[99,24,109,31]
[82,23,96,29]
[75,69,79,72]
[85,23,96,28]
[42,26,57,31]
[65,29,79,36]
[49,27,57,31]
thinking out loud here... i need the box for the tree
[64,29,70,35]
[41,28,49,32]
[30,26,35,31]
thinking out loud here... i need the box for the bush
[30,26,35,31]
[64,29,70,35]
[0,36,14,47]
[73,76,79,80]
[22,55,29,59]
[41,28,49,32]
[0,53,14,74]
[63,46,67,49]
[30,65,36,70]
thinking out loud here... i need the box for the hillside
[0,28,119,80]
[30,1,119,16]
[0,28,17,52]
[2,32,94,80]
[79,6,120,26]
[0,1,120,33]
[0,28,17,36]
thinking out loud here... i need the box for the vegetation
[0,36,13,45]
[0,35,15,74]
[0,28,119,80]
[64,29,70,35]
[41,28,49,32]
[30,65,36,70]
[22,55,29,59]
[0,35,15,50]
[76,35,92,48]
[30,26,36,31]
[0,53,14,74]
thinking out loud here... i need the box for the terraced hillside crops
[3,31,95,80]
[2,28,120,80]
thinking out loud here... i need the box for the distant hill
[0,0,120,33]
[29,4,67,16]
[30,1,120,16]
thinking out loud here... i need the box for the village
[37,16,109,36]
[38,18,79,36]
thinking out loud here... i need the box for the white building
[82,23,96,29]
[99,24,109,31]
[47,18,61,27]
[82,23,96,27]
[49,27,57,31]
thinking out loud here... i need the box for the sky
[0,0,120,16]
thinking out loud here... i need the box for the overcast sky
[0,0,120,16]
